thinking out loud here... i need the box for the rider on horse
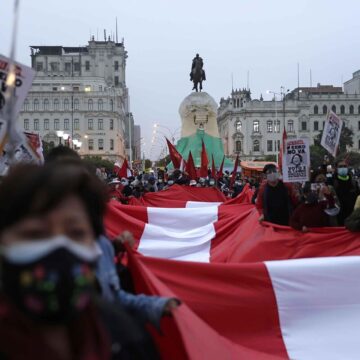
[190,54,206,92]
[190,54,206,81]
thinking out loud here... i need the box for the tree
[42,140,55,157]
[156,155,171,167]
[83,156,114,173]
[144,159,152,170]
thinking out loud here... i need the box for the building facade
[218,76,360,160]
[18,37,132,161]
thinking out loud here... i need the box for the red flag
[118,159,132,178]
[230,155,239,187]
[217,155,225,178]
[200,140,209,178]
[278,128,287,172]
[186,152,197,180]
[211,154,216,179]
[166,138,183,169]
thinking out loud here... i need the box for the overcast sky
[1,0,360,159]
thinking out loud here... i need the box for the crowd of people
[99,154,360,233]
[0,145,359,358]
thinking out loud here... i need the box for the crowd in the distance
[99,156,360,233]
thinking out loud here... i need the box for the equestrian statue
[190,53,206,92]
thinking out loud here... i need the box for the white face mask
[0,235,101,264]
[167,180,174,185]
[209,180,215,186]
[267,172,279,182]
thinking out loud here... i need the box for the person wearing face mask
[0,161,158,360]
[333,160,359,225]
[290,183,331,232]
[256,164,299,226]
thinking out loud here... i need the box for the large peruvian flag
[104,185,360,359]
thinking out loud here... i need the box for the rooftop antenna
[231,73,234,91]
[297,62,300,100]
[104,29,106,41]
[116,17,118,43]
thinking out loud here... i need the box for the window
[358,121,360,131]
[99,85,103,92]
[331,105,336,113]
[340,105,345,114]
[323,105,327,114]
[65,63,71,72]
[88,119,93,130]
[358,105,360,114]
[253,121,259,133]
[74,62,80,71]
[267,121,273,133]
[64,119,69,130]
[34,119,39,131]
[114,61,119,71]
[54,119,60,130]
[85,61,90,71]
[43,99,49,110]
[98,119,103,130]
[235,119,242,132]
[44,119,49,130]
[88,99,93,110]
[33,99,39,111]
[88,139,94,151]
[98,99,103,111]
[73,99,79,110]
[350,105,354,114]
[314,105,318,114]
[235,140,241,152]
[114,76,119,86]
[287,120,294,132]
[64,98,70,110]
[323,121,325,130]
[314,121,319,131]
[267,140,273,152]
[36,62,43,71]
[110,139,114,151]
[301,121,307,131]
[359,139,360,150]
[53,87,58,91]
[50,62,59,71]
[237,98,240,108]
[110,99,114,111]
[274,120,280,133]
[24,119,29,130]
[253,139,260,152]
[110,119,114,130]
[98,139,104,150]
[54,99,60,110]
[23,99,29,111]
[276,140,280,151]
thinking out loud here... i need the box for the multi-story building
[133,125,141,160]
[218,73,360,160]
[18,37,132,161]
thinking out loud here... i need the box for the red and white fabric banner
[128,252,360,359]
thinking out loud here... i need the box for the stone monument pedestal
[169,92,233,168]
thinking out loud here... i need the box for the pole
[128,114,132,167]
[71,92,74,148]
[275,96,278,164]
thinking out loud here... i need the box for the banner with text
[282,138,310,183]
[320,111,343,157]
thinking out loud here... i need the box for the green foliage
[144,159,152,169]
[264,154,277,162]
[83,156,114,173]
[42,140,55,157]
[156,155,171,167]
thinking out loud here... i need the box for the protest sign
[320,111,343,157]
[0,54,35,117]
[282,138,310,183]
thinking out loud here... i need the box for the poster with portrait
[282,138,310,183]
[320,111,343,157]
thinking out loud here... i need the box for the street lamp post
[56,130,64,145]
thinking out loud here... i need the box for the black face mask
[0,237,99,324]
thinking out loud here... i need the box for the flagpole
[5,0,21,166]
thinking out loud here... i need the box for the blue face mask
[338,168,348,177]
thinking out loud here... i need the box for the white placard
[320,111,343,157]
[282,138,310,183]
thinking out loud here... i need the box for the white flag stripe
[266,256,360,360]
[186,201,222,208]
[138,206,218,262]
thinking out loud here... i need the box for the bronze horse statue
[190,54,206,92]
